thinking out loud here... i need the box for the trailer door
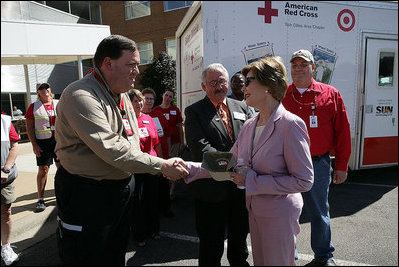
[360,36,398,168]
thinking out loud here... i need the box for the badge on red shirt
[309,115,318,128]
[139,127,149,138]
[122,118,133,140]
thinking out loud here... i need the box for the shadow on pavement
[126,237,198,266]
[300,166,398,223]
[13,194,56,215]
[9,208,60,266]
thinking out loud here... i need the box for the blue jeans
[302,153,335,260]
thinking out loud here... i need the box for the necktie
[217,104,234,141]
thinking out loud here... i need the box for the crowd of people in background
[1,34,351,267]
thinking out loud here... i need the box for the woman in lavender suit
[185,57,314,266]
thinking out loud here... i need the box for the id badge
[309,115,318,128]
[50,125,56,131]
[139,127,149,138]
[122,118,133,136]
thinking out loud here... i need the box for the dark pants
[195,187,249,266]
[158,175,171,213]
[131,173,160,242]
[55,165,135,266]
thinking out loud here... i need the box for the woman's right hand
[33,143,43,157]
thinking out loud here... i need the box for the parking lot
[7,161,397,266]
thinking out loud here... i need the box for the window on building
[89,1,102,24]
[164,1,192,12]
[166,38,176,60]
[138,42,154,65]
[46,1,70,13]
[125,1,151,20]
[378,51,395,87]
[71,1,90,21]
[35,1,101,23]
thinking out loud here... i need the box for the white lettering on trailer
[284,2,319,18]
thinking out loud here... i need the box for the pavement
[2,141,398,266]
[5,141,58,256]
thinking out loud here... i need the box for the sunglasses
[245,77,256,87]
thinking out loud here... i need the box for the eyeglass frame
[245,77,256,87]
[291,62,312,69]
[208,79,228,87]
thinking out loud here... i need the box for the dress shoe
[305,258,336,266]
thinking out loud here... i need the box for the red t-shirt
[9,123,20,142]
[137,113,160,157]
[25,101,57,137]
[282,79,351,171]
[153,105,183,144]
[148,109,169,159]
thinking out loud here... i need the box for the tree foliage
[139,51,176,105]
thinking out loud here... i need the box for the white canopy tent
[1,18,110,117]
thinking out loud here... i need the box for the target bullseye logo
[337,9,355,32]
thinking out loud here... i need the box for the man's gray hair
[202,63,229,83]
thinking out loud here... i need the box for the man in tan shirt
[54,35,188,266]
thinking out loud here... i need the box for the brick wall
[101,1,189,87]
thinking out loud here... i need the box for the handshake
[160,157,189,181]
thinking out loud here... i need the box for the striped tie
[217,104,234,141]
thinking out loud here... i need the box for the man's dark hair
[94,35,137,69]
[230,71,244,82]
[164,88,175,97]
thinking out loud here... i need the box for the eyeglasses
[209,79,227,87]
[245,77,256,87]
[291,63,311,69]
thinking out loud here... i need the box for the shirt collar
[289,78,322,94]
[210,98,227,108]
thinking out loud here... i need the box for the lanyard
[42,100,54,127]
[93,69,132,138]
[93,69,127,118]
[291,90,317,115]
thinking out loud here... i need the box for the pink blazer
[186,103,314,218]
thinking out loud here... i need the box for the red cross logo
[258,1,278,24]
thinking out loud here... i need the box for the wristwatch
[1,167,10,174]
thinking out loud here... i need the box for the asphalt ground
[2,142,398,266]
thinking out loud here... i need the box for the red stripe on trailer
[362,136,398,165]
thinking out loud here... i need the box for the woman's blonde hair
[128,89,144,101]
[241,56,288,101]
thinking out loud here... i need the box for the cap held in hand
[201,151,236,181]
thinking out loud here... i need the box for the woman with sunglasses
[182,57,314,265]
[25,83,60,212]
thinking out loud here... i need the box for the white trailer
[176,1,398,171]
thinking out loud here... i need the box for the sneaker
[35,200,46,212]
[1,244,19,266]
[305,258,337,266]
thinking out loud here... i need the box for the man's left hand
[333,170,347,184]
[1,171,8,184]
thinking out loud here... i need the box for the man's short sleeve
[9,123,20,142]
[25,103,34,120]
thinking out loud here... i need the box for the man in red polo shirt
[282,49,351,266]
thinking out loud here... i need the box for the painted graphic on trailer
[241,42,274,65]
[312,45,337,85]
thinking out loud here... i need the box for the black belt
[311,152,329,161]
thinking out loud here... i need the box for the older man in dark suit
[184,63,253,266]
